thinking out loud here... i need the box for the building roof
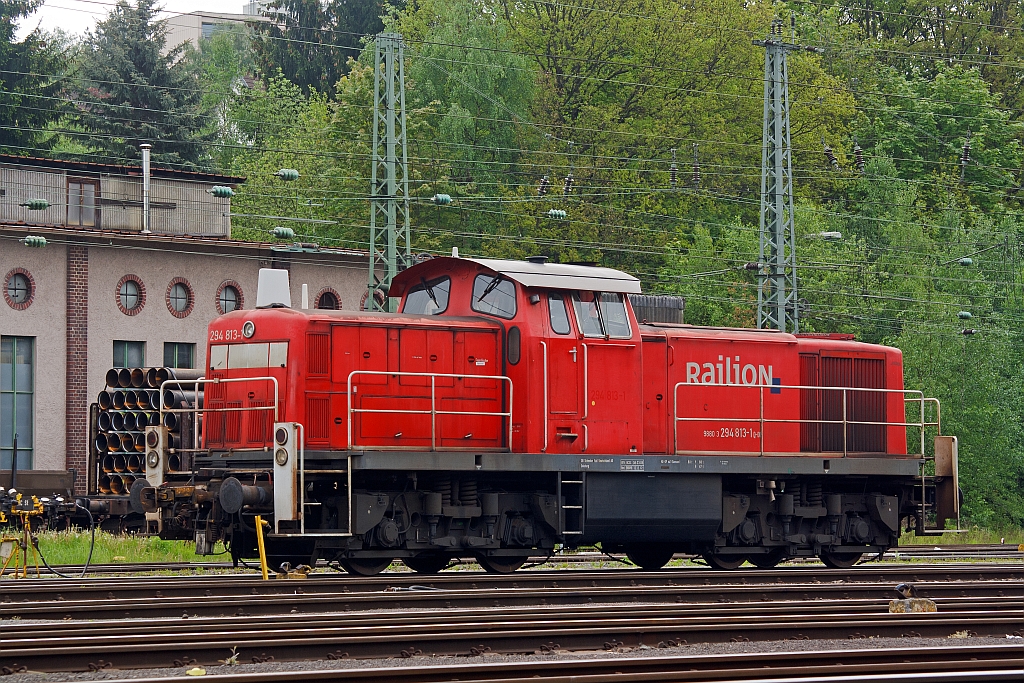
[0,154,245,185]
[0,222,367,260]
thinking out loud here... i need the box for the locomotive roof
[390,256,642,295]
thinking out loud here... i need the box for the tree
[187,25,257,169]
[0,0,71,155]
[252,0,386,96]
[75,0,214,169]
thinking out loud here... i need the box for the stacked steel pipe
[91,367,204,494]
[157,367,204,473]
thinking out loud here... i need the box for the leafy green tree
[75,0,214,169]
[854,65,1023,211]
[0,0,72,155]
[252,0,385,96]
[187,25,257,169]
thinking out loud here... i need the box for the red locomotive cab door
[544,292,583,451]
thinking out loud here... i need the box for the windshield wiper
[477,275,502,302]
[420,277,439,307]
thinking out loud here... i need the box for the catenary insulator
[209,185,234,198]
[669,148,678,189]
[547,208,567,220]
[20,235,47,247]
[271,226,295,240]
[20,198,49,210]
[538,175,550,197]
[431,193,452,205]
[275,168,300,181]
[822,139,839,170]
[853,141,865,173]
[562,172,574,197]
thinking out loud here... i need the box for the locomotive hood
[389,256,642,296]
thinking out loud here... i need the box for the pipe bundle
[92,367,204,494]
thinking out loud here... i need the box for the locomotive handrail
[346,370,513,452]
[672,382,941,457]
[160,376,280,451]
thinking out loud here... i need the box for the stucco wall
[4,232,367,473]
[86,245,264,402]
[1,245,67,470]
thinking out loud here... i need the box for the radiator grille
[307,333,330,376]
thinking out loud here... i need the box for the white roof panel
[468,258,642,294]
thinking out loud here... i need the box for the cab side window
[402,276,451,315]
[548,292,571,334]
[571,291,604,337]
[471,274,517,319]
[599,293,632,338]
[571,291,632,339]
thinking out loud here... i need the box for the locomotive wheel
[403,553,450,574]
[702,552,747,570]
[340,557,394,576]
[625,546,675,571]
[747,549,787,569]
[819,551,863,569]
[477,555,527,574]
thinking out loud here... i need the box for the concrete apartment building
[164,5,270,53]
[0,155,368,491]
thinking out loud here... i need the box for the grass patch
[11,528,214,566]
[898,526,1024,546]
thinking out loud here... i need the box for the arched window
[316,289,340,310]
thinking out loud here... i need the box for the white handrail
[347,370,513,452]
[160,375,280,451]
[672,381,940,457]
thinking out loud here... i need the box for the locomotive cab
[390,256,645,455]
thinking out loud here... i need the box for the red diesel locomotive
[133,256,959,573]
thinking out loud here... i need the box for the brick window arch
[4,268,35,311]
[359,288,386,311]
[315,287,341,310]
[115,274,146,316]
[165,277,194,318]
[216,280,244,315]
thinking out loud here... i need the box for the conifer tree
[0,0,70,155]
[252,0,385,96]
[75,0,214,169]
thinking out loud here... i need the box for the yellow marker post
[254,515,270,580]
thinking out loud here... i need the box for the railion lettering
[684,355,773,386]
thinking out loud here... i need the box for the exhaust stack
[140,143,152,234]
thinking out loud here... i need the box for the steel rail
[3,576,1021,620]
[6,546,1019,576]
[1,607,1021,672]
[15,645,1020,683]
[4,563,1022,600]
[3,596,1019,640]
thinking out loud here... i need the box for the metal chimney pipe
[140,143,152,234]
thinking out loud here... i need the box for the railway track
[55,644,1024,683]
[2,565,1022,619]
[6,544,1021,577]
[2,598,1022,671]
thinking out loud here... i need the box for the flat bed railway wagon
[133,256,960,573]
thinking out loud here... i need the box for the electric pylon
[368,32,410,312]
[754,19,820,333]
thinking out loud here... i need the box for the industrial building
[0,154,367,491]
